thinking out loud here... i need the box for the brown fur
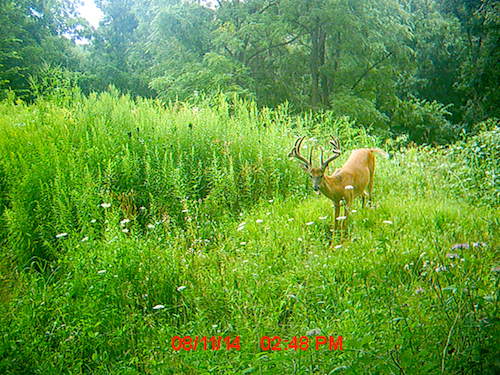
[289,136,388,232]
[313,147,388,230]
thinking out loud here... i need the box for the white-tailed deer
[288,136,388,231]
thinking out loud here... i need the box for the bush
[389,97,458,144]
[329,91,390,139]
[449,123,500,206]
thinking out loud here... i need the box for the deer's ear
[300,163,309,172]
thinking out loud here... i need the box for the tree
[148,0,292,104]
[0,0,87,100]
[82,0,155,96]
[439,0,500,126]
[148,0,219,100]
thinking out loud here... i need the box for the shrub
[329,91,390,139]
[449,122,500,206]
[389,97,458,144]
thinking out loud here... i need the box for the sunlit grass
[0,91,499,374]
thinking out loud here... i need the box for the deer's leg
[344,195,352,230]
[334,202,341,232]
[367,174,374,206]
[361,190,367,208]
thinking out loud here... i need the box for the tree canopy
[1,0,499,143]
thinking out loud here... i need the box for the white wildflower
[383,220,393,225]
[97,270,106,274]
[100,203,111,208]
[305,221,314,226]
[306,329,322,336]
[176,286,187,292]
[120,218,131,226]
[55,232,68,239]
[256,219,264,223]
[152,304,165,310]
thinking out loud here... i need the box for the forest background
[1,0,500,144]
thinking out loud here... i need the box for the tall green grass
[0,91,499,374]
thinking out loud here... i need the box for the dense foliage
[0,92,499,373]
[448,119,500,206]
[1,0,500,143]
[1,0,500,373]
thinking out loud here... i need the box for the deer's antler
[320,136,341,170]
[288,136,312,171]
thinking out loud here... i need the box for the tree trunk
[310,24,327,108]
[311,27,321,108]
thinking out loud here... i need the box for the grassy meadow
[0,90,499,374]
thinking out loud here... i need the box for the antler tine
[320,136,342,170]
[287,136,304,158]
[329,136,341,154]
[288,135,311,170]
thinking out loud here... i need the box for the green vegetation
[2,0,500,144]
[0,92,499,374]
[2,0,499,372]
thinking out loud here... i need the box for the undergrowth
[0,91,499,374]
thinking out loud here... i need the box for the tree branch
[351,51,393,91]
[245,32,306,64]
